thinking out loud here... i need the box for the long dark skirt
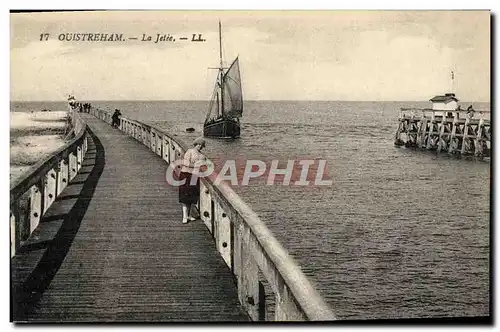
[178,171,200,204]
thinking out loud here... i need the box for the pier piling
[394,108,490,159]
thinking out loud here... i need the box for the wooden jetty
[10,108,336,322]
[394,108,491,158]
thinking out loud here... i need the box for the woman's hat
[193,137,206,147]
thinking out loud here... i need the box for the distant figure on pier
[466,105,475,119]
[111,109,122,128]
[454,105,462,118]
[179,137,206,224]
[83,103,91,113]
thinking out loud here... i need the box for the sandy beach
[10,111,70,183]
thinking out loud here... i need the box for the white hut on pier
[429,93,458,109]
[429,93,459,117]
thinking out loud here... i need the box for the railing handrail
[10,112,86,201]
[91,107,336,320]
[204,175,337,320]
[400,107,491,114]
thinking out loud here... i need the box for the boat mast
[219,20,225,119]
[451,70,455,94]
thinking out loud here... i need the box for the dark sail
[222,57,243,118]
[205,84,220,123]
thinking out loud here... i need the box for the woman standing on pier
[179,137,206,224]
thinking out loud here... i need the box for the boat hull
[204,118,240,138]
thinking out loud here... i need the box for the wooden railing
[10,112,89,257]
[399,108,491,122]
[89,106,337,321]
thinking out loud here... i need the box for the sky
[10,10,490,101]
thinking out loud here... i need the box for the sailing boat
[203,22,243,138]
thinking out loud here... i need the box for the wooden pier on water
[10,107,336,322]
[394,108,491,159]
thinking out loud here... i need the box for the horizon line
[10,99,492,103]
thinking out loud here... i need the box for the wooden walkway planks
[19,115,248,322]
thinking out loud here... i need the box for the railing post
[461,115,471,155]
[233,219,242,280]
[30,180,44,233]
[69,150,78,181]
[77,145,83,171]
[163,136,170,163]
[10,202,20,257]
[82,135,86,155]
[169,142,176,165]
[44,169,57,214]
[57,158,69,195]
[84,134,88,154]
[448,112,459,153]
[417,111,427,148]
[215,201,232,269]
[238,226,260,321]
[150,130,156,152]
[275,282,306,321]
[156,134,162,156]
[176,147,183,165]
[475,117,485,157]
[427,112,436,150]
[437,114,447,153]
[200,182,213,233]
